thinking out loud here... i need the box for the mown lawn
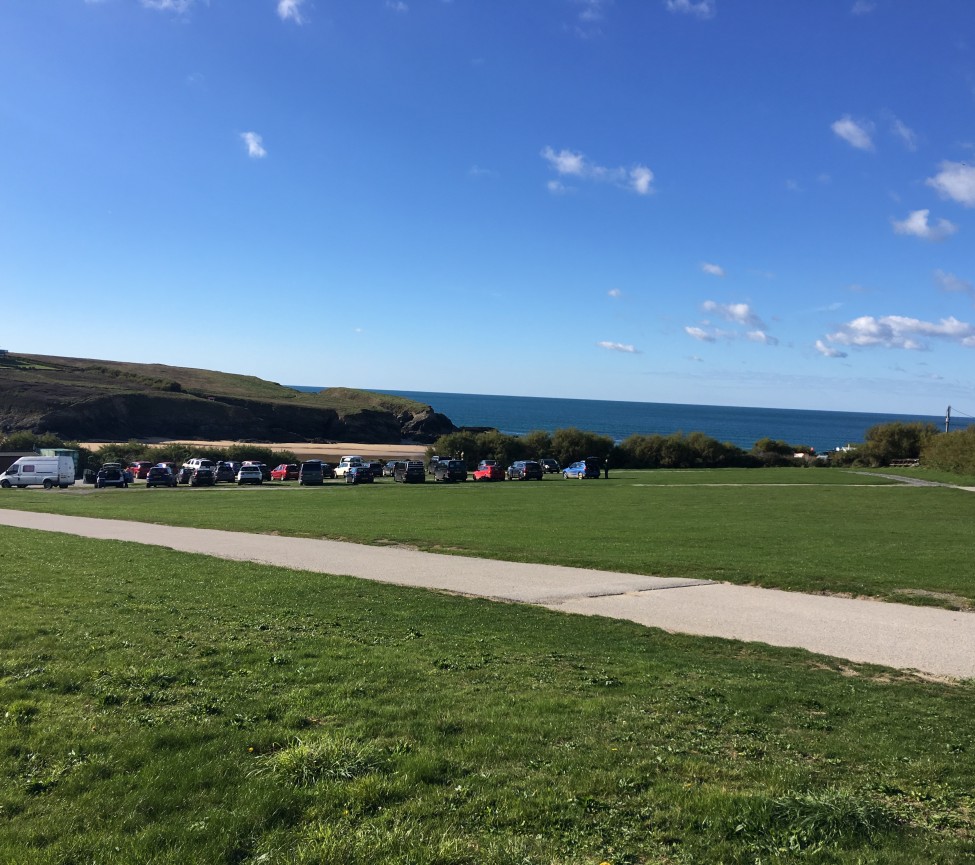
[1,468,973,606]
[1,528,972,864]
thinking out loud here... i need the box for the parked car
[393,461,425,483]
[242,461,271,481]
[434,459,468,483]
[236,465,263,485]
[213,462,236,483]
[190,467,215,487]
[177,466,194,484]
[128,460,154,480]
[345,465,374,485]
[271,463,300,481]
[383,460,404,478]
[334,456,365,478]
[298,461,325,485]
[506,460,543,481]
[562,457,601,479]
[539,458,561,474]
[322,462,336,479]
[156,461,179,476]
[95,464,129,489]
[184,458,215,471]
[473,460,505,482]
[367,460,383,477]
[427,456,443,475]
[145,466,177,488]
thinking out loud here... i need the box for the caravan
[0,455,76,489]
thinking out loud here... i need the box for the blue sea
[292,387,970,453]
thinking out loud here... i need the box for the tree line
[4,420,972,476]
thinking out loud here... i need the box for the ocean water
[292,387,969,453]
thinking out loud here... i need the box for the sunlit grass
[2,528,972,863]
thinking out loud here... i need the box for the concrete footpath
[1,509,972,680]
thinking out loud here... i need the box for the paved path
[2,509,973,680]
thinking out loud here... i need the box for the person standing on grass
[603,457,609,479]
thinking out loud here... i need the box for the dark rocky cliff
[0,354,456,443]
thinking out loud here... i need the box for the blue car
[563,458,601,479]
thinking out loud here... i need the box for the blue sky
[3,0,975,415]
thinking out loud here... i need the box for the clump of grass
[727,787,903,854]
[255,735,386,787]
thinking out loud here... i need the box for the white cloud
[665,0,715,20]
[386,0,409,11]
[815,339,848,358]
[747,330,779,346]
[629,165,654,195]
[823,314,975,351]
[574,0,608,22]
[891,209,957,241]
[851,0,875,14]
[934,269,974,297]
[831,115,875,151]
[542,147,585,176]
[684,326,717,342]
[141,0,195,11]
[547,179,571,195]
[240,131,267,159]
[702,300,766,329]
[890,117,918,151]
[607,288,622,298]
[277,0,306,23]
[597,341,641,354]
[542,147,655,195]
[926,161,975,207]
[700,262,725,277]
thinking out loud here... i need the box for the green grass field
[2,468,973,607]
[2,528,973,864]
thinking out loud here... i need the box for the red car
[127,460,154,480]
[270,463,300,481]
[473,460,505,482]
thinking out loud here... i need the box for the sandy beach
[80,440,430,461]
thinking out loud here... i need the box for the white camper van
[334,455,365,478]
[0,455,76,489]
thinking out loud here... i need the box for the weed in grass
[254,735,387,786]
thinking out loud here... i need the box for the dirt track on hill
[1,510,972,680]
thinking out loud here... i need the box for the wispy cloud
[597,340,641,353]
[685,326,718,342]
[890,117,918,151]
[926,161,975,207]
[831,115,875,151]
[702,300,766,330]
[665,0,715,20]
[891,209,956,241]
[277,0,306,23]
[541,146,654,195]
[240,131,267,159]
[815,339,848,358]
[934,269,974,298]
[700,262,725,277]
[141,0,196,12]
[821,314,975,351]
[850,0,876,14]
[686,301,776,346]
[468,165,499,179]
[386,1,409,12]
[607,288,622,298]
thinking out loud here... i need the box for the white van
[0,455,76,489]
[334,455,365,477]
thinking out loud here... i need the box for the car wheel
[0,480,10,489]
[43,479,53,489]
